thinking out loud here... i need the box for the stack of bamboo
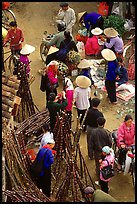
[51,112,95,202]
[2,73,20,126]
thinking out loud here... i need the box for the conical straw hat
[2,27,8,39]
[77,59,91,69]
[91,27,103,35]
[104,27,118,38]
[101,48,116,61]
[76,75,91,88]
[20,44,35,55]
[47,46,59,55]
[77,11,87,22]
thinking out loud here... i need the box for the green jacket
[47,99,68,130]
[93,189,118,202]
[45,31,65,48]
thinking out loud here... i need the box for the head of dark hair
[43,123,51,132]
[97,117,106,126]
[124,114,133,122]
[10,21,17,27]
[89,33,93,38]
[64,30,72,40]
[48,93,56,101]
[117,57,123,63]
[60,2,68,7]
[91,98,101,107]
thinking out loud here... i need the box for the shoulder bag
[101,159,114,180]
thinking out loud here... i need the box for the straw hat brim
[76,75,91,88]
[101,48,116,61]
[20,44,35,55]
[2,27,8,38]
[78,11,87,22]
[104,27,118,38]
[77,59,91,69]
[47,46,59,55]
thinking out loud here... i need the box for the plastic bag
[76,41,85,58]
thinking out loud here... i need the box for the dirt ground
[11,2,135,202]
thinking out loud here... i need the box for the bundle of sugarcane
[15,109,50,138]
[2,188,53,202]
[2,126,53,202]
[13,62,36,123]
[2,73,20,123]
[51,111,95,202]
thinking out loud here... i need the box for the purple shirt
[104,36,124,53]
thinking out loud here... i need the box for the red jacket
[85,35,100,55]
[4,27,24,51]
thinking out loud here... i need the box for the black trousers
[118,148,127,165]
[99,179,109,193]
[94,150,101,179]
[105,80,117,103]
[77,109,87,125]
[36,167,51,197]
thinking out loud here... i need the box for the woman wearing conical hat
[101,27,124,59]
[73,75,91,125]
[101,48,118,104]
[85,27,103,56]
[20,44,35,78]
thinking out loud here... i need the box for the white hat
[91,27,103,35]
[104,27,118,38]
[46,138,55,144]
[47,60,59,67]
[77,59,90,69]
[20,44,35,55]
[47,46,59,55]
[76,75,91,89]
[102,146,113,155]
[78,11,87,22]
[101,48,116,61]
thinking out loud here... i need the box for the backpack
[101,159,114,180]
[57,41,71,61]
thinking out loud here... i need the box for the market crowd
[2,2,135,202]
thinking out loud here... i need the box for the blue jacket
[106,61,117,81]
[37,147,54,176]
[84,12,101,30]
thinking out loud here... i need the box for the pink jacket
[65,90,74,111]
[117,122,135,148]
[100,153,114,182]
[20,55,30,75]
[85,35,100,55]
[47,70,58,85]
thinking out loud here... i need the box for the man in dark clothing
[47,91,68,131]
[92,117,112,178]
[84,98,104,159]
